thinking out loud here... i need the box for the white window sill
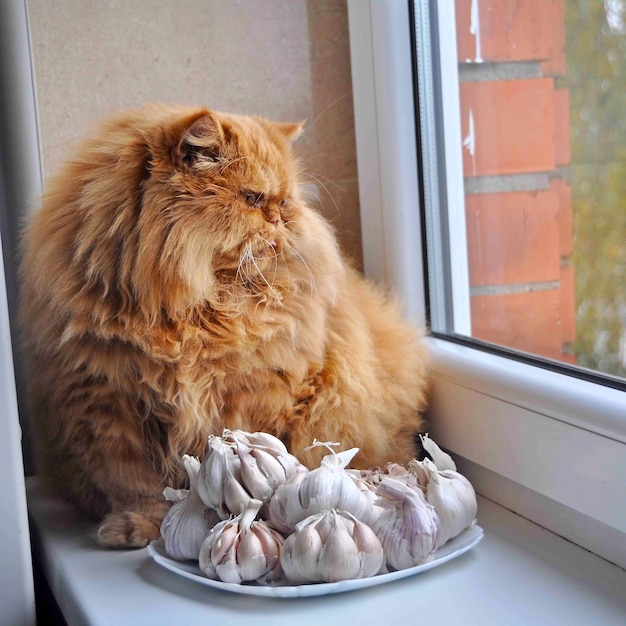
[425,336,626,569]
[27,479,626,626]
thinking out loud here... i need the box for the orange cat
[19,105,428,548]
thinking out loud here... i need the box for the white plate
[147,523,483,598]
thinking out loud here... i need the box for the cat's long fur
[19,105,429,548]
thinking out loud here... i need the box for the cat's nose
[263,206,281,225]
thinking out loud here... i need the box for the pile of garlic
[159,429,478,586]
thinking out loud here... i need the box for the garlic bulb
[160,455,221,561]
[198,498,284,584]
[419,433,457,471]
[268,444,375,533]
[196,430,307,519]
[419,458,477,548]
[281,509,384,583]
[373,477,439,571]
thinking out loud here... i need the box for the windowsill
[27,479,626,626]
[425,336,626,569]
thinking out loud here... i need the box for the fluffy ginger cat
[19,104,428,548]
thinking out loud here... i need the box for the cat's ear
[274,120,306,142]
[171,112,224,169]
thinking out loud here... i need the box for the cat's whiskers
[306,92,352,134]
[247,251,281,301]
[236,241,283,302]
[302,172,342,218]
[303,170,344,192]
[236,243,258,290]
[258,236,280,285]
[282,220,306,236]
[290,248,317,302]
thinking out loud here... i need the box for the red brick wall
[456,0,575,363]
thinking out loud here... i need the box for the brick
[553,89,570,166]
[460,79,555,177]
[549,178,573,257]
[456,0,556,64]
[559,264,576,345]
[540,0,566,76]
[471,290,563,360]
[466,190,560,286]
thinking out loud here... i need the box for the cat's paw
[95,511,160,549]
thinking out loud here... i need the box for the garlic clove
[253,447,288,489]
[317,516,361,582]
[225,429,289,455]
[197,435,243,518]
[347,511,385,578]
[281,524,324,584]
[373,477,439,571]
[236,529,267,582]
[222,468,251,516]
[160,455,220,561]
[421,459,478,547]
[253,525,283,583]
[238,455,274,502]
[214,542,242,584]
[201,520,239,579]
[267,472,308,534]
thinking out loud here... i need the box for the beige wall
[28,0,363,265]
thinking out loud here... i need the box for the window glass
[425,0,626,382]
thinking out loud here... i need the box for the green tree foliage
[563,0,626,378]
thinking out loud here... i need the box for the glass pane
[441,0,626,380]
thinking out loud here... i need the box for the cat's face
[137,109,306,306]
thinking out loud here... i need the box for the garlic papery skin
[280,509,384,584]
[407,458,430,491]
[373,477,439,571]
[268,445,375,533]
[350,462,421,493]
[198,498,284,584]
[419,434,457,471]
[420,459,478,548]
[160,455,221,561]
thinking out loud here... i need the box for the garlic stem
[419,434,457,471]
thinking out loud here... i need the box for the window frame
[347,0,626,569]
[0,0,39,621]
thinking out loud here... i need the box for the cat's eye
[243,191,264,208]
[279,199,287,207]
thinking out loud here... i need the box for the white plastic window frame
[0,0,39,622]
[347,0,626,570]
